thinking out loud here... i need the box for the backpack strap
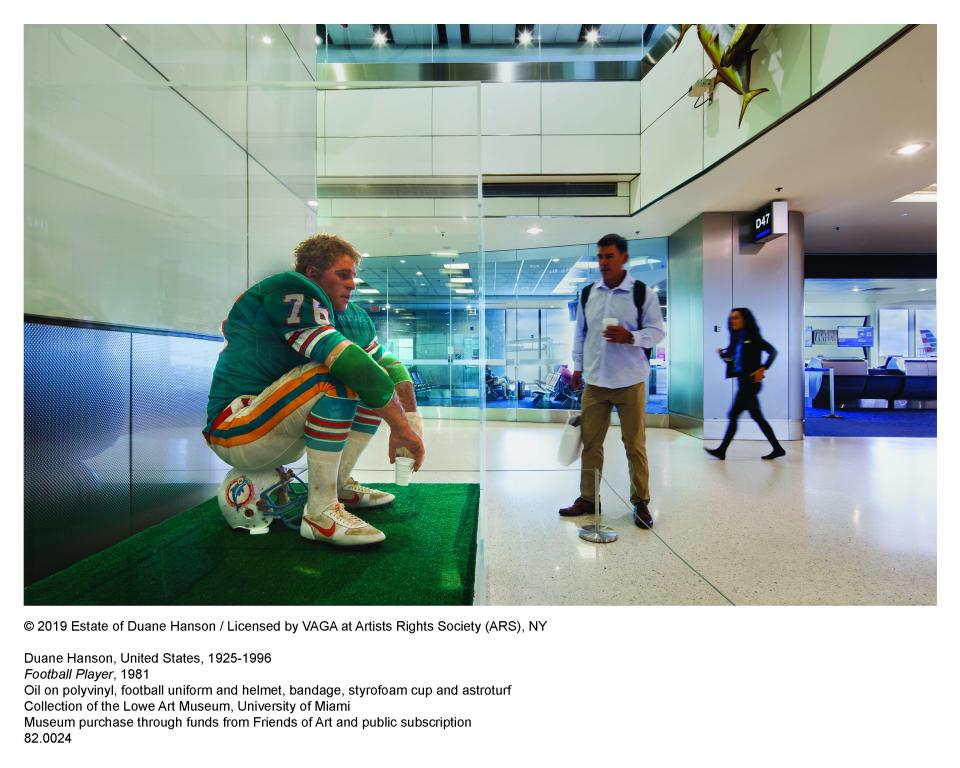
[580,283,594,333]
[632,280,654,360]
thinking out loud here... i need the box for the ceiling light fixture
[585,28,600,45]
[373,29,388,47]
[416,271,423,276]
[518,28,533,46]
[400,259,406,263]
[851,287,860,293]
[354,278,365,284]
[894,142,928,156]
[455,288,474,294]
[449,277,473,283]
[893,183,937,203]
[527,226,543,235]
[315,35,321,45]
[443,263,469,270]
[357,288,380,294]
[431,248,459,258]
[262,35,272,45]
[918,288,928,292]
[307,200,318,208]
[552,258,560,262]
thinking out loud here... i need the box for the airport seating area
[808,356,937,409]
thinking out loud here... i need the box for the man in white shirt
[559,234,666,528]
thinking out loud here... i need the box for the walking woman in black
[705,307,786,460]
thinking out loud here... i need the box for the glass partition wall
[484,236,669,420]
[315,77,485,456]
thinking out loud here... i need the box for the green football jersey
[205,271,390,426]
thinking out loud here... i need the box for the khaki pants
[580,382,649,504]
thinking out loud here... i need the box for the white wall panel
[331,198,435,218]
[434,136,479,175]
[542,135,640,174]
[640,100,703,207]
[280,24,317,78]
[704,25,812,167]
[248,162,315,284]
[433,86,479,135]
[538,197,630,216]
[811,24,905,93]
[316,138,325,177]
[480,82,541,135]
[25,25,249,334]
[114,25,247,148]
[247,24,317,200]
[481,136,540,174]
[641,32,705,132]
[483,198,539,216]
[541,81,641,135]
[629,174,642,214]
[434,198,479,217]
[326,137,432,176]
[325,87,433,137]
[317,90,326,137]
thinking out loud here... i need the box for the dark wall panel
[130,334,225,531]
[24,323,131,584]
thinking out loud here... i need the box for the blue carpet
[804,407,936,437]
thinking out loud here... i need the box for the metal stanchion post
[825,366,841,418]
[579,468,618,544]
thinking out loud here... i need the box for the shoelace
[328,502,367,528]
[345,477,382,495]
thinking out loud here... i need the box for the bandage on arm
[327,344,395,408]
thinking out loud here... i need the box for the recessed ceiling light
[894,142,928,156]
[400,259,406,263]
[455,288,474,294]
[357,288,380,294]
[354,277,365,284]
[901,213,909,217]
[918,288,928,292]
[361,252,370,258]
[384,304,391,309]
[552,258,560,262]
[431,249,459,258]
[416,271,423,276]
[518,29,533,46]
[527,226,543,235]
[307,200,318,208]
[450,277,473,283]
[420,283,426,286]
[315,35,321,45]
[443,263,469,270]
[851,287,860,292]
[262,35,272,45]
[652,286,660,292]
[585,28,600,45]
[373,30,388,46]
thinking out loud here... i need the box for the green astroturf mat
[24,483,479,606]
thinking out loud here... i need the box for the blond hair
[293,234,361,274]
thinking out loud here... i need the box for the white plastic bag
[556,413,582,466]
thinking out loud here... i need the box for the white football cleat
[338,477,396,509]
[300,502,385,546]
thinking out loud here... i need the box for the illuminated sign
[743,200,788,244]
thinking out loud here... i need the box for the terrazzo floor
[350,420,936,606]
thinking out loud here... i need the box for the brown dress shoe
[558,497,598,517]
[633,501,653,529]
